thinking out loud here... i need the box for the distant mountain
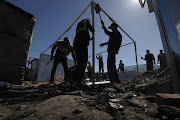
[124,64,160,72]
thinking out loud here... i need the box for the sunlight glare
[132,0,139,4]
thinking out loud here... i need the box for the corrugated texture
[0,0,35,85]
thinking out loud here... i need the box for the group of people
[141,49,167,71]
[49,18,122,86]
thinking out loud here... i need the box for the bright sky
[6,0,163,72]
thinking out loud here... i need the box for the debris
[122,91,137,99]
[109,102,123,110]
[156,93,180,108]
[109,99,120,103]
[157,105,180,119]
[16,105,29,110]
[126,98,148,108]
[104,87,117,93]
[4,109,36,120]
[72,109,82,114]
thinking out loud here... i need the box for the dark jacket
[103,27,122,54]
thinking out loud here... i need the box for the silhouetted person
[50,37,77,84]
[73,19,94,86]
[141,50,155,71]
[158,49,167,70]
[96,54,104,74]
[87,61,92,81]
[118,60,124,72]
[99,20,122,83]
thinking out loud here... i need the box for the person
[73,18,95,86]
[157,49,167,70]
[141,50,155,71]
[87,61,92,81]
[96,54,104,74]
[99,20,122,83]
[118,60,124,72]
[49,37,77,84]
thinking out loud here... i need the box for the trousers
[107,51,119,83]
[50,55,68,84]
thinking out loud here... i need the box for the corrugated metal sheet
[0,0,35,85]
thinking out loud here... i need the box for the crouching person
[49,37,77,84]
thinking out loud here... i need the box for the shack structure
[0,0,35,85]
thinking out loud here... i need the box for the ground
[0,69,180,120]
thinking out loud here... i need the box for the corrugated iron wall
[0,0,35,85]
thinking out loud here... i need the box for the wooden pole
[91,1,95,86]
[88,41,134,58]
[134,42,139,73]
[42,2,92,54]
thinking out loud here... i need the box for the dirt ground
[0,69,180,120]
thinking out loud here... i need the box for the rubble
[72,109,82,114]
[0,69,179,120]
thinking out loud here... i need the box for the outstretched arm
[101,20,112,36]
[141,57,146,60]
[99,42,109,47]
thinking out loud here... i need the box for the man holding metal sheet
[99,20,122,84]
[49,37,77,84]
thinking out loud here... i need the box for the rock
[109,99,120,103]
[4,109,36,120]
[16,105,29,110]
[122,91,137,99]
[109,102,123,110]
[145,103,158,117]
[156,93,180,108]
[126,98,148,109]
[157,105,180,119]
[72,109,82,114]
[105,88,117,93]
[145,96,157,103]
[108,93,116,99]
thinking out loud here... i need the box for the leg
[50,56,60,84]
[99,65,101,73]
[107,53,113,83]
[74,47,88,84]
[107,52,119,83]
[61,56,68,82]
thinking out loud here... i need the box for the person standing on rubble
[49,37,77,84]
[141,50,156,71]
[157,49,167,70]
[118,60,124,72]
[96,54,104,74]
[87,61,92,81]
[99,20,122,83]
[73,18,95,87]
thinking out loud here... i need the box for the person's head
[120,60,122,63]
[108,23,117,31]
[84,18,90,23]
[146,50,150,54]
[88,61,91,65]
[160,49,163,53]
[63,37,70,45]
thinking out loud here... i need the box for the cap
[108,23,117,29]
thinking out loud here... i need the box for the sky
[5,0,163,72]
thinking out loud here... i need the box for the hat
[108,23,117,29]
